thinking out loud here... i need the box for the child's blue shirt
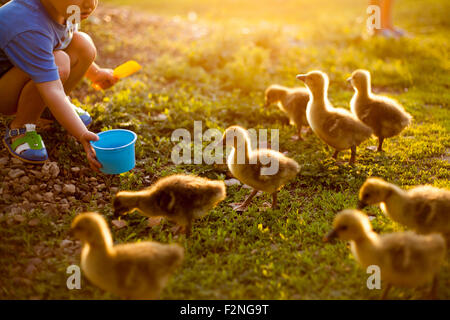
[0,0,78,83]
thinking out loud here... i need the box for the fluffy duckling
[70,212,184,299]
[358,178,450,240]
[324,209,446,299]
[114,174,226,236]
[264,84,310,140]
[297,71,372,164]
[348,70,412,152]
[221,125,299,211]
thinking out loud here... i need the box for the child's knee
[73,32,97,64]
[54,51,71,83]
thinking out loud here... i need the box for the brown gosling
[348,70,412,152]
[264,84,310,140]
[297,71,372,165]
[70,212,184,300]
[113,174,226,237]
[358,177,450,241]
[221,125,300,212]
[324,209,446,299]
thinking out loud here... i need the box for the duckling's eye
[340,226,348,231]
[363,194,369,200]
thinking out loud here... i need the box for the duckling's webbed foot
[232,189,258,212]
[377,137,384,152]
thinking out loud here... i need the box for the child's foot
[3,124,48,164]
[41,96,92,127]
[389,27,411,38]
[69,97,92,127]
[371,28,396,38]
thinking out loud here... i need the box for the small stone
[151,113,168,121]
[60,199,69,205]
[112,219,127,229]
[224,179,241,186]
[42,203,58,216]
[71,167,80,173]
[30,185,39,193]
[28,218,40,227]
[21,191,32,200]
[63,184,76,194]
[110,187,119,194]
[0,157,8,166]
[148,217,162,227]
[97,183,106,190]
[24,264,37,276]
[42,162,60,178]
[11,158,23,165]
[60,239,73,248]
[33,193,43,202]
[19,176,31,184]
[13,215,26,223]
[8,169,25,179]
[53,184,62,194]
[43,192,54,202]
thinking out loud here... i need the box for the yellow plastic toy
[92,60,142,90]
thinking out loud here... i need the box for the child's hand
[91,68,119,90]
[80,131,102,172]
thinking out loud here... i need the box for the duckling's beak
[296,74,307,82]
[323,229,338,243]
[263,101,270,108]
[357,200,368,210]
[346,77,353,84]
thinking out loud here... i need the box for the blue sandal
[41,96,92,127]
[3,124,48,164]
[69,97,92,127]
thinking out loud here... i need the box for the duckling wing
[380,233,445,285]
[360,99,411,137]
[323,110,372,147]
[238,150,298,192]
[411,190,450,233]
[113,242,180,298]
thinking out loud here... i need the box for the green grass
[0,0,449,299]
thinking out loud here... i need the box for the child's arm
[35,80,102,171]
[86,62,119,90]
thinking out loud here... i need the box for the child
[369,0,407,38]
[0,0,119,171]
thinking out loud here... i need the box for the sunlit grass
[0,0,449,300]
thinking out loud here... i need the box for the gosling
[358,177,450,240]
[70,212,184,299]
[324,209,446,299]
[221,125,299,211]
[264,84,310,140]
[114,174,226,236]
[348,70,412,152]
[297,71,372,164]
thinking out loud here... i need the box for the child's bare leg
[10,51,70,130]
[63,32,97,94]
[381,0,394,29]
[0,68,30,116]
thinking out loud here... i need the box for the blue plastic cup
[91,129,138,175]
